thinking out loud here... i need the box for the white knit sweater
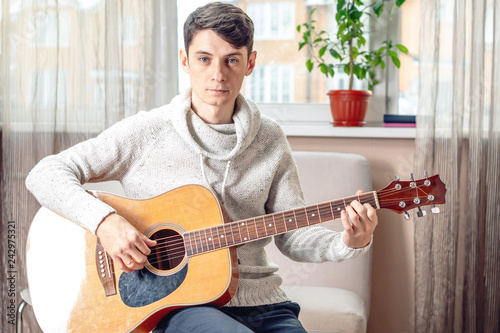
[26,90,369,307]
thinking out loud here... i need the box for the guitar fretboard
[183,191,379,256]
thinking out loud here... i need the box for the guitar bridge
[95,238,117,297]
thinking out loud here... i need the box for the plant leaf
[320,63,329,75]
[396,0,406,7]
[319,45,327,57]
[377,46,387,55]
[306,59,314,72]
[373,0,384,17]
[353,64,363,79]
[396,44,409,54]
[391,56,401,68]
[337,0,346,12]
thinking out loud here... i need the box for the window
[121,16,138,45]
[30,10,70,47]
[247,2,295,41]
[29,69,67,110]
[176,0,417,116]
[246,64,294,103]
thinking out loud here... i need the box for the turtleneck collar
[169,89,262,162]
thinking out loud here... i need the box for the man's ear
[180,49,189,73]
[245,51,257,76]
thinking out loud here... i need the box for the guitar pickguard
[119,263,188,308]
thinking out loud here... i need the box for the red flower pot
[327,90,372,126]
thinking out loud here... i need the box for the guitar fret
[231,223,241,245]
[273,213,287,234]
[189,232,198,256]
[225,224,233,246]
[203,228,211,252]
[304,208,311,226]
[315,204,323,223]
[197,230,203,254]
[195,230,202,253]
[184,233,192,256]
[206,228,212,250]
[261,216,268,236]
[188,231,196,255]
[281,212,288,232]
[252,218,259,239]
[230,223,238,245]
[235,222,243,244]
[305,206,318,225]
[214,225,222,249]
[292,210,299,229]
[220,225,228,247]
[242,221,250,242]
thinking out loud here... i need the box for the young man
[26,2,377,332]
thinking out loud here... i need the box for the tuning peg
[394,174,400,181]
[431,205,440,214]
[416,207,427,218]
[410,172,415,181]
[404,211,412,220]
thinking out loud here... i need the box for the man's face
[180,29,256,122]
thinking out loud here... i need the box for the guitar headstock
[377,173,446,219]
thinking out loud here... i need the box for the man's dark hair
[184,2,254,57]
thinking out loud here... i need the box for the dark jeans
[153,302,307,333]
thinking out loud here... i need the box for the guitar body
[26,185,239,333]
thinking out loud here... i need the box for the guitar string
[103,184,437,270]
[145,185,433,264]
[145,186,435,266]
[141,184,426,247]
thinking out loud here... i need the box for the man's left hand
[340,190,378,248]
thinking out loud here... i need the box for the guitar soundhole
[148,229,185,271]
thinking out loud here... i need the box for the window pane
[177,0,411,113]
[398,0,420,115]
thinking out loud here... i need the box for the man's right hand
[96,213,157,273]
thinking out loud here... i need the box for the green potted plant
[297,0,408,126]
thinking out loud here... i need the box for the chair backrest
[265,151,373,312]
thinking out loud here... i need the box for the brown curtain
[414,0,500,332]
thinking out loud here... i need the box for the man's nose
[211,60,227,82]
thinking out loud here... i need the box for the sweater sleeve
[25,111,153,234]
[266,124,372,263]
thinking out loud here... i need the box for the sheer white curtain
[0,1,177,331]
[414,0,499,332]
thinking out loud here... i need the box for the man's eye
[199,57,209,63]
[227,58,238,64]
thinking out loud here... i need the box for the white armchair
[265,151,373,333]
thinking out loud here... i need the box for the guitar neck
[184,191,379,257]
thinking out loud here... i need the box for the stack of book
[383,114,416,128]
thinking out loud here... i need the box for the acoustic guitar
[26,174,446,332]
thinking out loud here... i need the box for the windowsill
[278,121,416,139]
[258,104,416,139]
